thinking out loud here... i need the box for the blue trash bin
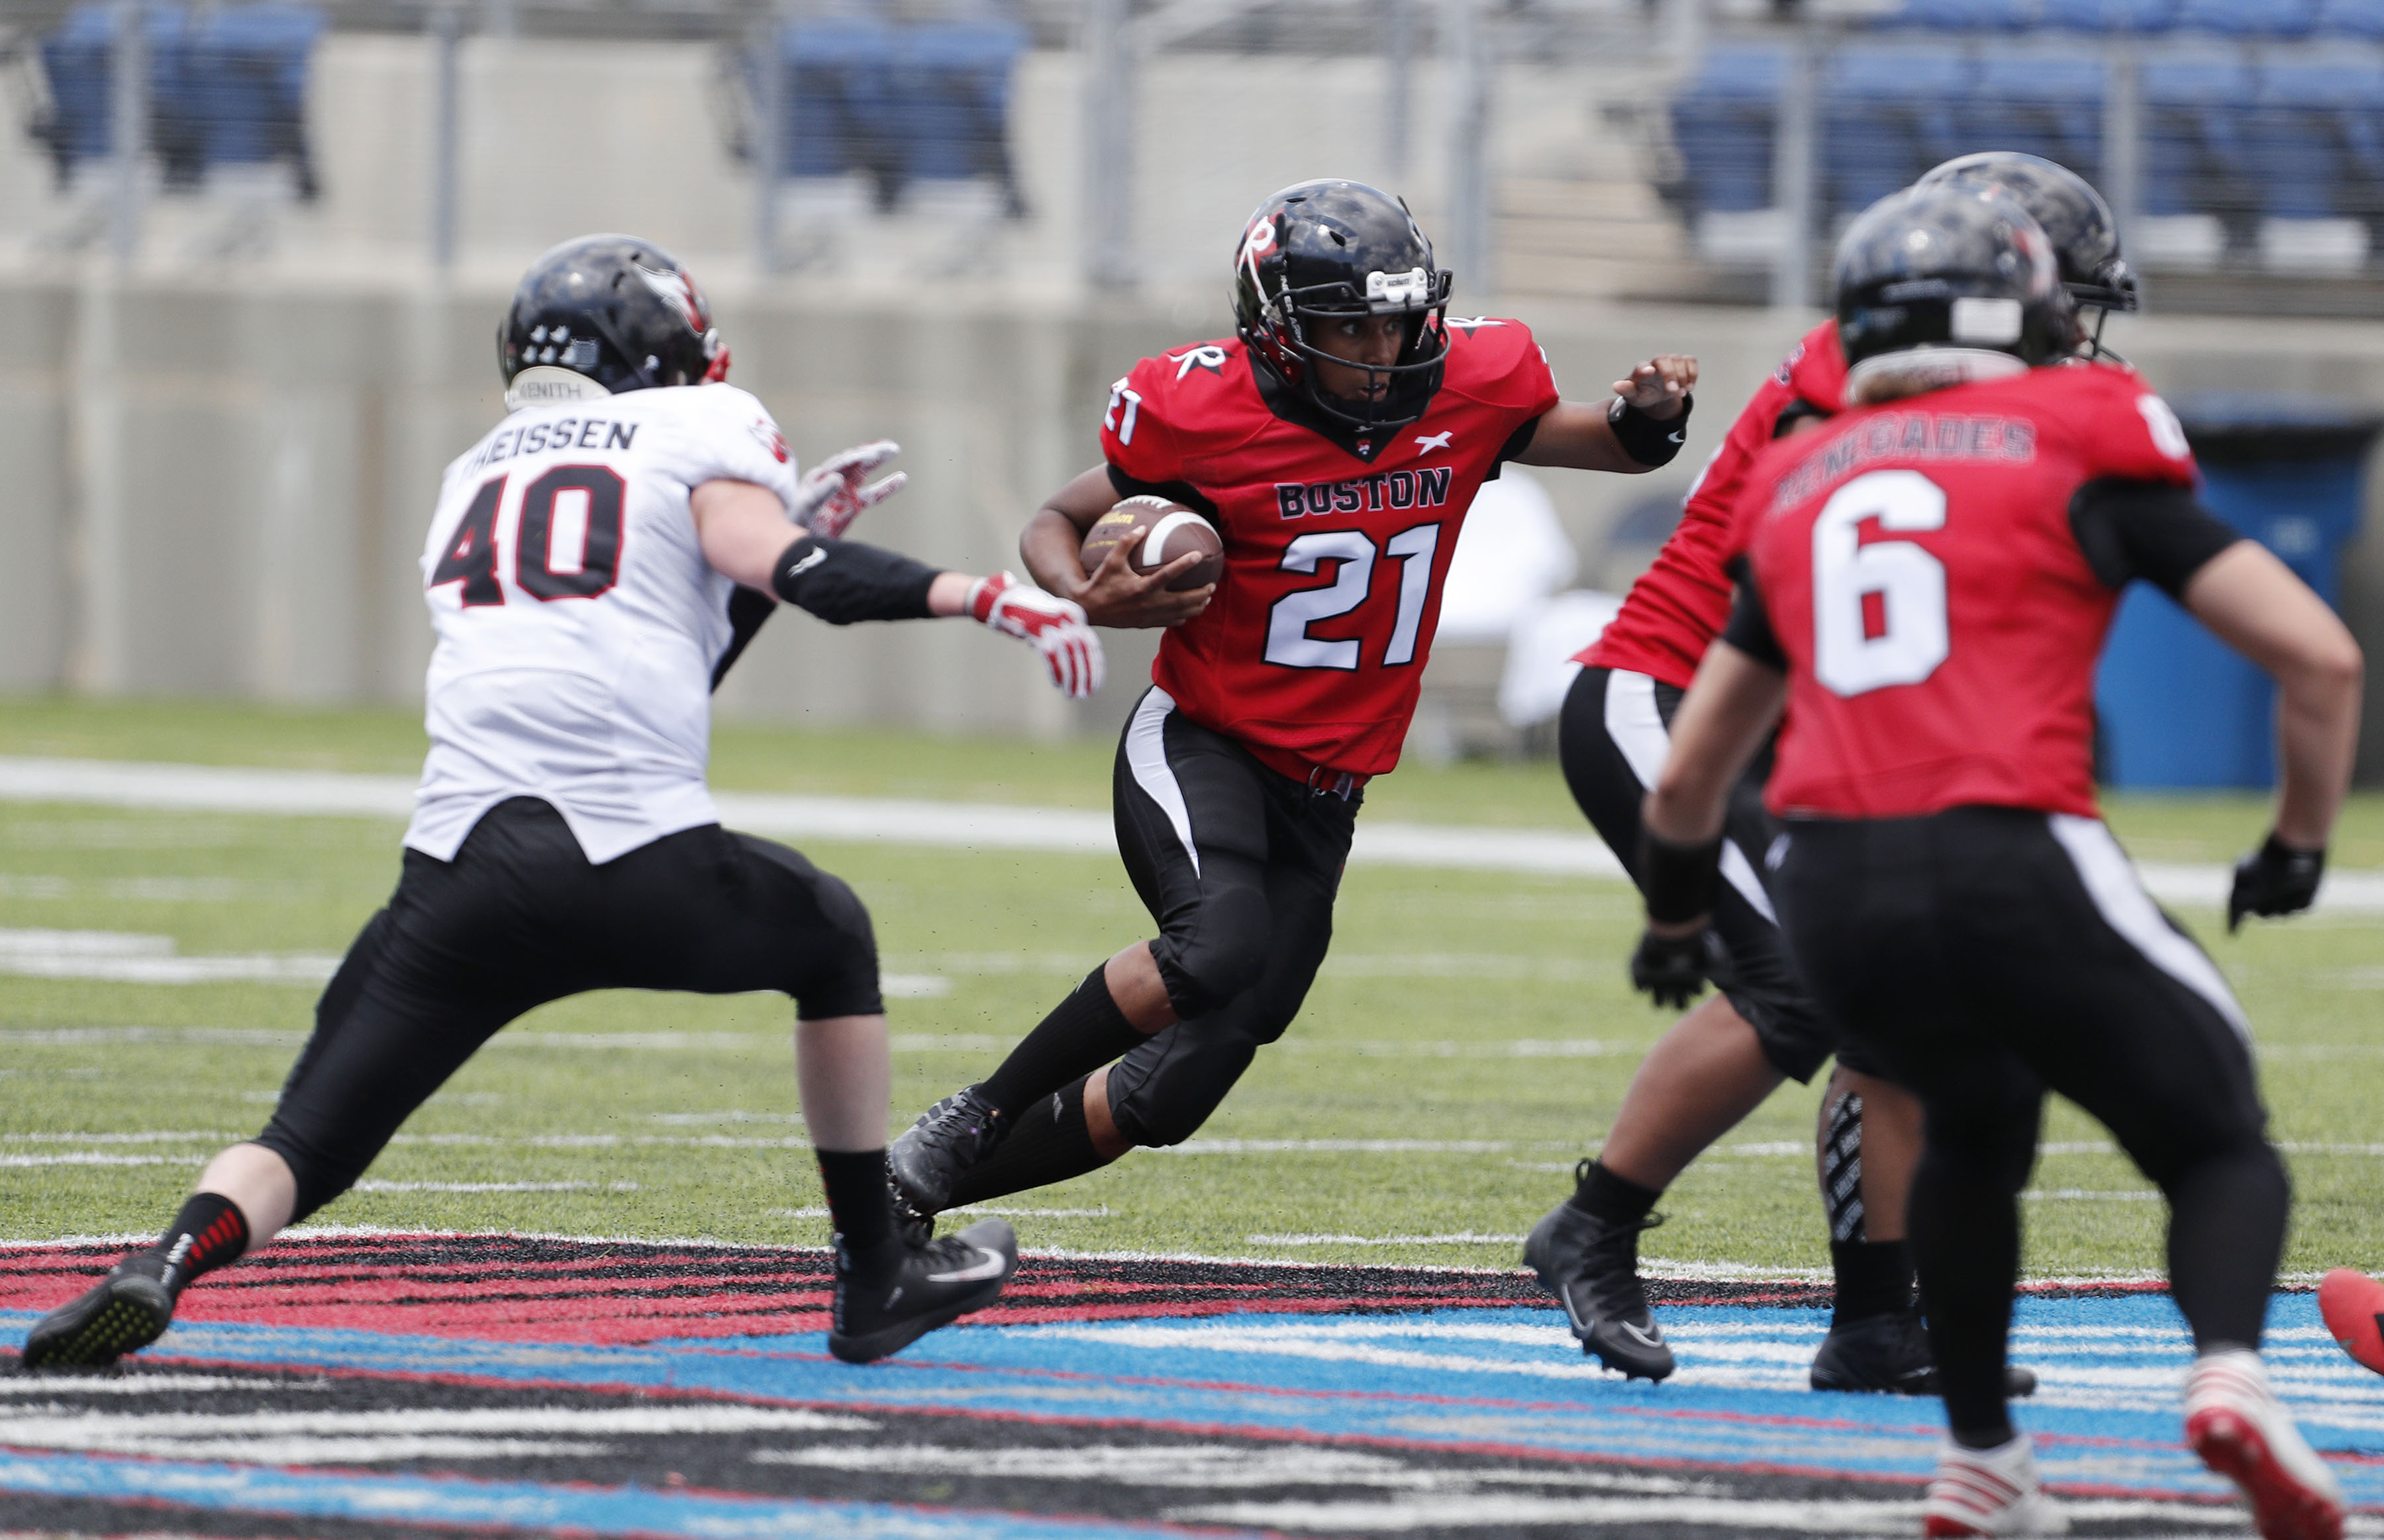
[2094,394,2381,788]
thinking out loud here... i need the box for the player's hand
[1629,924,1729,1009]
[1611,356,1699,421]
[1071,534,1213,630]
[2228,833,2326,932]
[793,440,907,540]
[968,571,1105,699]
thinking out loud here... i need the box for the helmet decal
[633,262,706,336]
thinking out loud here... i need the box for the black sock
[979,963,1150,1116]
[815,1149,896,1258]
[1567,1160,1662,1224]
[1830,1238,1916,1327]
[118,1193,250,1296]
[948,1075,1110,1208]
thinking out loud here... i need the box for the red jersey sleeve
[2059,364,2199,487]
[1099,352,1197,487]
[1456,318,1561,422]
[1583,319,1843,689]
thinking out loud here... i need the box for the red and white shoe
[2317,1268,2384,1377]
[2184,1348,2345,1540]
[1922,1434,2069,1536]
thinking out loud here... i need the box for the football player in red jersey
[1638,186,2359,1539]
[1531,152,2137,1389]
[885,179,1698,1227]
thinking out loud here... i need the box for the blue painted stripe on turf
[7,1292,2379,1508]
[0,1449,1246,1538]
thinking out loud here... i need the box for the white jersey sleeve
[407,383,804,865]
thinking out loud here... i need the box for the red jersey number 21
[1811,469,1948,698]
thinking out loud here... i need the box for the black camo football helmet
[1916,151,2136,354]
[499,234,728,403]
[1232,179,1455,432]
[1835,185,2075,405]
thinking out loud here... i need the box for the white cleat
[1922,1434,2069,1537]
[2185,1349,2346,1540]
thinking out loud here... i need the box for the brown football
[1079,495,1224,592]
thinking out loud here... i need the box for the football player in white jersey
[23,234,1103,1370]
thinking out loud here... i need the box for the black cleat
[886,1085,1009,1219]
[1523,1184,1675,1382]
[828,1217,1018,1364]
[1809,1308,2039,1397]
[22,1271,175,1370]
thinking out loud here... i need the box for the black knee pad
[1150,888,1273,1020]
[791,868,885,1021]
[1105,1018,1264,1147]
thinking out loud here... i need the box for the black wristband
[1638,826,1723,924]
[1609,394,1693,467]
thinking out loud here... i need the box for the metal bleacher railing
[1665,0,2384,307]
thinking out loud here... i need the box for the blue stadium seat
[774,19,901,197]
[2173,0,2317,34]
[1874,0,2039,28]
[1963,52,2106,182]
[34,3,187,184]
[2250,61,2384,221]
[1668,46,1785,215]
[184,4,321,197]
[1821,46,1971,218]
[890,21,1027,213]
[2142,54,2259,250]
[2314,0,2384,35]
[2036,0,2177,29]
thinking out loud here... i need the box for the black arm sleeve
[1719,554,1788,671]
[1106,463,1220,522]
[767,535,942,626]
[2067,477,2245,601]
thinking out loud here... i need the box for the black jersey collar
[1252,357,1399,463]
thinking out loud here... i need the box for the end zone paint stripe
[0,1449,1260,1540]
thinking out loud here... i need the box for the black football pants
[1773,806,2286,1437]
[1560,666,1877,1083]
[254,798,883,1221]
[1101,687,1356,1147]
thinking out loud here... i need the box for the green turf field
[3,695,2380,1281]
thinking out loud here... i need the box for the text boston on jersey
[1273,465,1453,520]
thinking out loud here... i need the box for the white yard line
[8,755,2373,908]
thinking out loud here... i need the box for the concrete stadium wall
[4,277,2383,781]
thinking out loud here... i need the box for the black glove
[1630,927,1733,1009]
[2228,834,2325,933]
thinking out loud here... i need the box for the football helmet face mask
[1916,151,2136,355]
[499,234,730,410]
[1232,179,1455,433]
[1834,185,2076,407]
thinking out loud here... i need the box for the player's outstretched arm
[1022,466,1211,629]
[691,477,1104,699]
[1514,355,1699,475]
[1632,641,1788,1007]
[2183,541,2364,926]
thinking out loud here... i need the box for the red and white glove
[791,440,907,540]
[967,572,1104,700]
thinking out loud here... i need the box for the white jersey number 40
[1810,469,1949,698]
